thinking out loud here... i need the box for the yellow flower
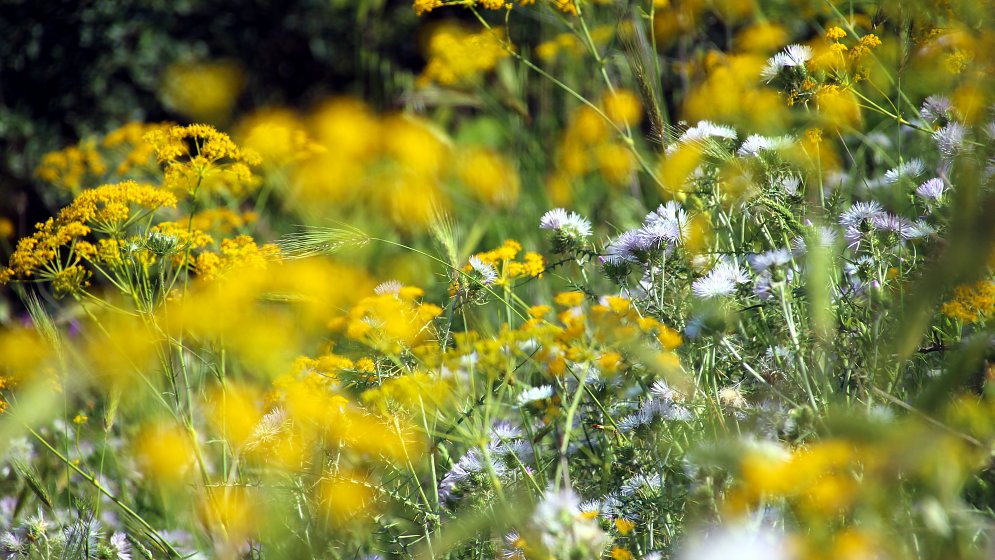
[614,518,637,535]
[145,124,260,196]
[135,423,196,485]
[318,471,375,525]
[419,24,511,87]
[603,89,643,127]
[554,291,585,307]
[610,546,634,560]
[528,305,552,318]
[596,142,636,186]
[552,0,577,15]
[1,181,176,285]
[413,0,443,14]
[194,235,281,281]
[849,34,882,61]
[941,280,995,323]
[657,325,684,350]
[160,60,245,121]
[825,26,847,41]
[598,352,623,374]
[456,147,520,207]
[0,218,14,239]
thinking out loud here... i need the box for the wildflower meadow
[2,0,995,558]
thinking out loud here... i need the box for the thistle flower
[747,249,793,273]
[620,473,663,496]
[468,255,498,285]
[934,122,966,157]
[540,208,592,252]
[902,219,936,239]
[916,178,947,201]
[748,249,795,301]
[883,159,926,184]
[839,201,886,230]
[0,532,27,560]
[438,450,486,503]
[539,208,592,238]
[692,259,749,298]
[620,397,692,432]
[784,44,814,65]
[677,121,737,144]
[737,134,794,156]
[606,230,652,263]
[108,533,132,560]
[919,95,953,123]
[841,256,878,297]
[374,279,404,295]
[641,201,690,248]
[692,275,737,299]
[761,44,812,81]
[649,380,677,401]
[490,420,522,441]
[517,385,554,406]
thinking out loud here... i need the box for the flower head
[692,258,749,298]
[540,208,593,251]
[920,95,953,123]
[916,178,947,201]
[883,159,926,184]
[468,256,498,285]
[678,121,738,144]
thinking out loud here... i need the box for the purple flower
[916,178,947,201]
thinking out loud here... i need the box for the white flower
[649,379,678,401]
[642,201,690,247]
[533,486,582,536]
[539,208,570,230]
[533,486,609,556]
[517,385,554,406]
[761,44,812,80]
[468,256,498,285]
[678,522,793,560]
[540,208,593,240]
[784,44,813,65]
[692,258,749,298]
[620,473,663,496]
[780,176,801,196]
[502,532,527,559]
[883,158,926,184]
[839,201,886,229]
[109,533,132,560]
[747,249,793,273]
[678,120,738,143]
[934,122,966,157]
[903,219,936,239]
[920,95,952,122]
[490,420,522,441]
[374,279,403,295]
[692,275,737,298]
[737,134,794,156]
